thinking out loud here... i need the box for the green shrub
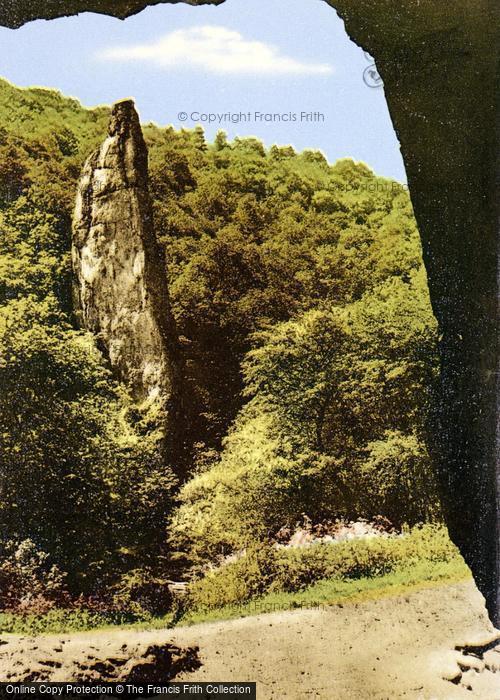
[171,277,439,565]
[186,525,459,611]
[0,539,69,613]
[111,569,173,617]
[187,545,276,611]
[0,607,142,635]
[354,431,440,527]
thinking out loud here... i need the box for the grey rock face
[0,0,222,29]
[329,0,500,627]
[72,99,180,408]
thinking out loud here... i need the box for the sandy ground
[1,580,499,698]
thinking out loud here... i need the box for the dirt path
[1,580,499,698]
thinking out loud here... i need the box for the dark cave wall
[329,0,500,626]
[390,31,499,626]
[1,0,499,624]
[0,0,222,29]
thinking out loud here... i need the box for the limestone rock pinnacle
[72,99,181,409]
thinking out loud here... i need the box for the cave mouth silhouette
[1,0,498,628]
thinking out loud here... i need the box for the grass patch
[0,608,148,636]
[0,554,470,635]
[178,556,470,627]
[185,524,463,613]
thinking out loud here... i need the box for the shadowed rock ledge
[0,635,201,683]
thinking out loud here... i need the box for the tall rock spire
[72,99,181,416]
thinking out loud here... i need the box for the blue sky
[0,0,406,181]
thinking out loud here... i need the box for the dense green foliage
[186,525,458,611]
[156,130,440,562]
[0,81,174,599]
[0,78,443,616]
[0,526,468,634]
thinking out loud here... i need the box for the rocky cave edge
[2,1,499,626]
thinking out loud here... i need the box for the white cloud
[97,26,333,76]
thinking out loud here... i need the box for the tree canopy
[0,78,440,601]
